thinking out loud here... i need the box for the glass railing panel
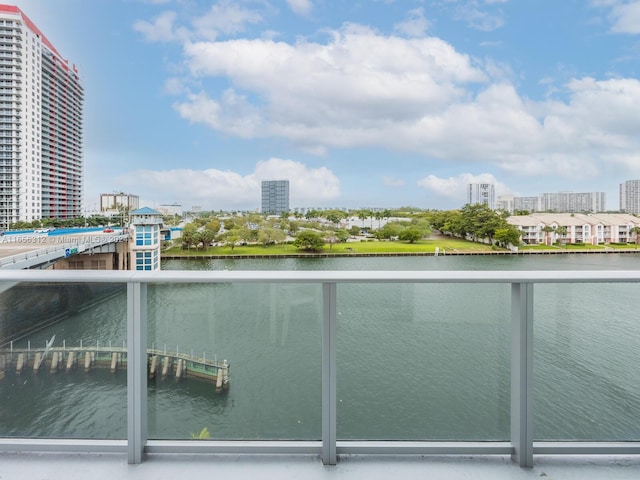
[336,282,511,440]
[146,282,322,440]
[534,282,640,441]
[0,281,127,439]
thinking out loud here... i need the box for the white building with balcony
[508,213,640,245]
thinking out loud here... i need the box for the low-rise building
[508,213,640,245]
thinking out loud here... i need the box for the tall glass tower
[261,180,289,215]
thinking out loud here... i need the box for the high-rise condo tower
[261,179,290,215]
[0,5,83,228]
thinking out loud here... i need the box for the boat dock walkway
[0,340,230,391]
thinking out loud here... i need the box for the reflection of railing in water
[0,341,230,390]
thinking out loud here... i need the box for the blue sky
[12,0,640,211]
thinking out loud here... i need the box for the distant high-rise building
[542,192,605,213]
[261,180,289,215]
[496,194,513,213]
[467,183,495,209]
[0,5,84,228]
[100,192,139,213]
[620,180,640,214]
[514,196,543,213]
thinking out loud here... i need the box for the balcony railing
[0,269,639,469]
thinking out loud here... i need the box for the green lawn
[163,238,497,256]
[163,239,640,257]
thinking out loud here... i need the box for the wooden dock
[0,342,230,391]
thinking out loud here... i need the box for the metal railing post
[511,282,533,468]
[322,282,337,465]
[127,281,148,464]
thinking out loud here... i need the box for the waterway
[1,254,640,442]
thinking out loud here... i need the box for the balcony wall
[0,269,639,471]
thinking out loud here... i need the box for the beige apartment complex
[508,213,640,245]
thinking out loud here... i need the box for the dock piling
[161,356,170,378]
[33,352,42,373]
[2,340,229,389]
[110,352,118,372]
[149,355,158,379]
[176,358,184,379]
[66,351,75,372]
[50,351,59,373]
[16,353,24,374]
[84,351,92,371]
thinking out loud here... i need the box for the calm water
[1,254,640,442]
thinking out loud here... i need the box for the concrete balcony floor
[1,453,639,480]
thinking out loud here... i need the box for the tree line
[175,204,523,252]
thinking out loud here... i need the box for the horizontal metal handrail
[2,269,640,283]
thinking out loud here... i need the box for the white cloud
[133,1,263,43]
[439,0,507,31]
[163,77,188,95]
[417,173,509,200]
[133,11,178,42]
[115,158,340,210]
[394,8,430,37]
[382,176,406,187]
[167,22,640,182]
[176,24,486,151]
[192,1,262,40]
[454,3,505,31]
[125,4,640,189]
[287,0,314,16]
[608,1,640,34]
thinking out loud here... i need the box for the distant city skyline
[10,1,640,212]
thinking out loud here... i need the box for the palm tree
[555,225,568,246]
[631,226,640,248]
[541,225,555,246]
[357,210,368,229]
[374,211,383,229]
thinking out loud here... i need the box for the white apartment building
[495,194,513,213]
[508,213,640,245]
[467,183,495,209]
[0,5,83,228]
[619,180,640,214]
[513,196,542,213]
[542,192,605,213]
